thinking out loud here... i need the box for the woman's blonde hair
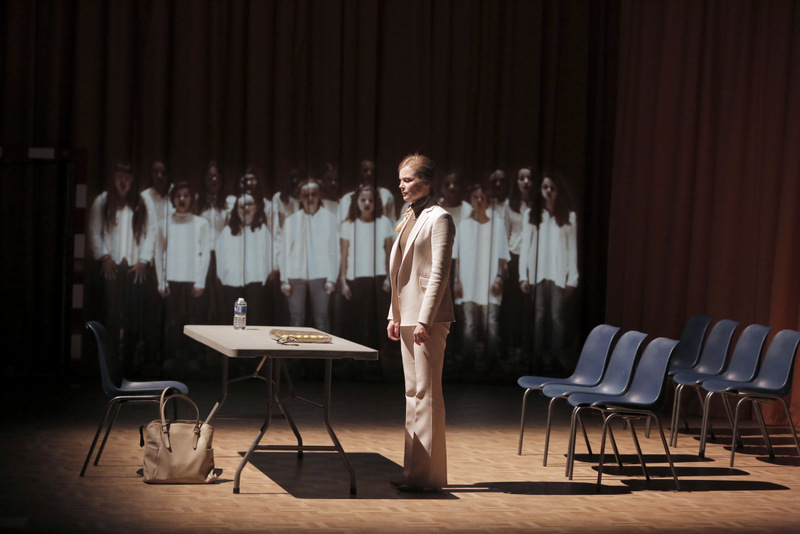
[395,153,436,231]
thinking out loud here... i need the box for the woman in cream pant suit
[387,154,455,492]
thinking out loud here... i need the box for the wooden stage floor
[2,373,800,533]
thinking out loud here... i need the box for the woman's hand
[101,256,117,281]
[520,280,531,294]
[387,320,400,341]
[491,276,503,298]
[382,275,391,293]
[413,322,430,345]
[324,281,336,294]
[281,282,292,297]
[130,261,149,284]
[454,279,463,299]
[340,277,352,299]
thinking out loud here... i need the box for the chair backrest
[568,324,621,385]
[669,314,713,373]
[717,324,771,382]
[86,321,123,397]
[748,329,800,396]
[620,337,679,409]
[692,319,739,375]
[591,330,647,395]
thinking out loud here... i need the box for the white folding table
[183,325,379,495]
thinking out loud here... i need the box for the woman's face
[240,173,258,194]
[469,187,489,213]
[299,183,322,213]
[114,171,133,198]
[541,176,558,205]
[357,189,375,220]
[237,195,257,226]
[398,165,430,204]
[173,187,193,214]
[441,173,461,204]
[517,169,533,195]
[205,166,221,194]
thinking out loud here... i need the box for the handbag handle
[158,388,204,451]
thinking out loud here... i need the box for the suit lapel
[400,207,431,266]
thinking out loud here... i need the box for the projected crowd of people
[87,158,580,381]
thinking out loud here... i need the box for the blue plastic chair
[541,330,647,472]
[81,321,189,477]
[668,319,739,446]
[569,337,680,490]
[700,329,800,466]
[668,314,713,376]
[517,324,620,455]
[671,323,767,447]
[556,331,648,479]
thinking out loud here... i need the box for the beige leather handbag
[140,389,217,484]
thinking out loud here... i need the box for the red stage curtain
[608,0,800,424]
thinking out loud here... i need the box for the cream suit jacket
[388,204,456,326]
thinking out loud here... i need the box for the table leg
[204,353,230,424]
[322,359,357,495]
[275,360,304,457]
[234,358,275,494]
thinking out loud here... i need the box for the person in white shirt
[501,167,534,368]
[216,193,276,327]
[88,161,156,374]
[453,184,510,377]
[194,160,231,324]
[488,168,509,217]
[139,160,172,371]
[279,179,338,332]
[338,183,395,356]
[437,170,473,227]
[519,170,579,374]
[155,182,211,375]
[338,159,397,224]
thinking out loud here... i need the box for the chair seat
[118,378,189,396]
[566,392,620,408]
[700,378,742,393]
[517,375,576,390]
[672,369,718,386]
[542,382,615,398]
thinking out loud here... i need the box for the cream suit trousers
[400,322,449,488]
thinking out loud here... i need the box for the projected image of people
[518,170,579,374]
[279,178,338,333]
[154,182,210,376]
[215,187,275,328]
[88,161,156,376]
[338,183,395,377]
[453,183,510,380]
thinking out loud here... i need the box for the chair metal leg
[543,397,557,466]
[627,420,649,480]
[651,413,681,491]
[80,399,119,476]
[730,396,748,467]
[566,406,581,479]
[606,419,622,467]
[94,402,123,466]
[669,383,681,446]
[721,393,744,449]
[694,385,715,441]
[780,398,800,458]
[518,389,532,455]
[698,391,716,458]
[596,413,618,488]
[578,410,593,456]
[752,401,774,459]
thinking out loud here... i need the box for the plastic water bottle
[233,298,247,330]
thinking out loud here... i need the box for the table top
[184,325,379,360]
